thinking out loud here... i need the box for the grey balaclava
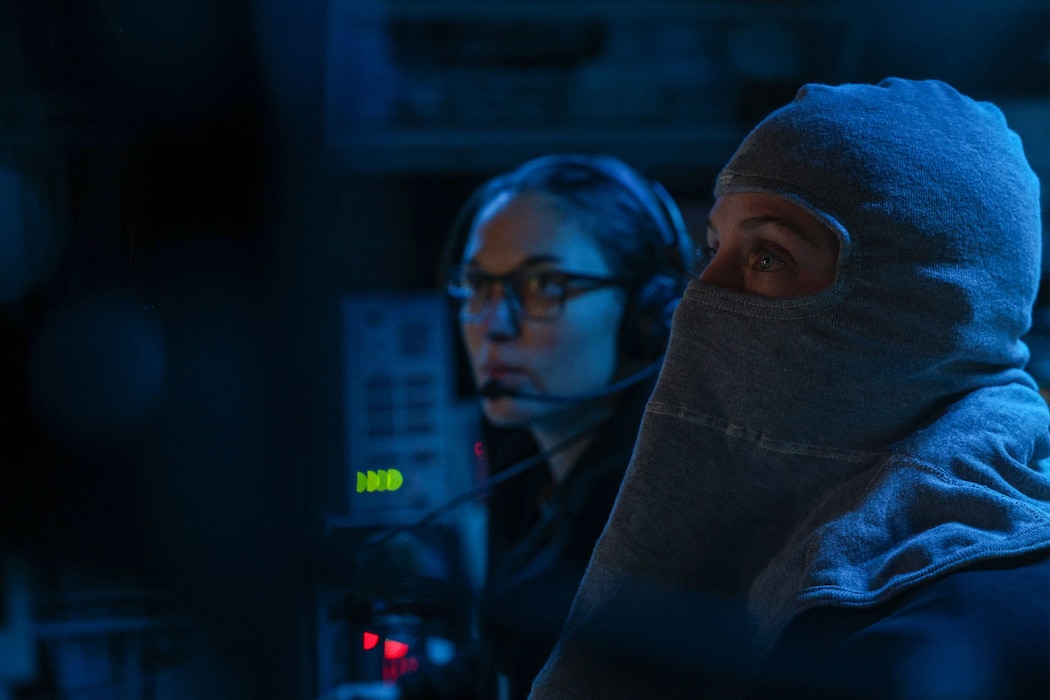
[706,76,1042,450]
[531,78,1050,697]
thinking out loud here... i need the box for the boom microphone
[479,360,661,403]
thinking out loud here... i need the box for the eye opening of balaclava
[698,184,853,318]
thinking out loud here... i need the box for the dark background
[2,1,1049,698]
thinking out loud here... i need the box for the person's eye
[454,272,493,297]
[525,271,566,297]
[753,249,787,272]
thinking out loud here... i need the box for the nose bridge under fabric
[697,247,739,291]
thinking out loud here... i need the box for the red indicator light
[384,638,410,659]
[362,631,379,651]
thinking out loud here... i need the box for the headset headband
[439,153,693,284]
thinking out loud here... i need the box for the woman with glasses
[396,154,693,700]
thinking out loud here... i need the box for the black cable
[343,427,596,553]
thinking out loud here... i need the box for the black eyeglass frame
[447,265,633,322]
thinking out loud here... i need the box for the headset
[440,153,695,403]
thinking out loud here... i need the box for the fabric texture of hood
[707,77,1043,450]
[531,79,1050,695]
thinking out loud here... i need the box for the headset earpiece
[622,273,684,364]
[441,154,694,363]
[571,158,690,364]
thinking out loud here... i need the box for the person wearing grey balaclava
[529,78,1050,699]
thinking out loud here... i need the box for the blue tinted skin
[702,192,840,298]
[459,191,627,483]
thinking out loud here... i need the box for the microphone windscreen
[480,380,514,399]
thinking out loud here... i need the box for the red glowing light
[381,656,419,682]
[362,631,379,651]
[384,638,410,659]
[474,441,485,458]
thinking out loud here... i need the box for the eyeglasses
[447,264,631,321]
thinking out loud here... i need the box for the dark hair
[442,154,691,285]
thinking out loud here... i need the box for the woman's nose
[481,293,521,341]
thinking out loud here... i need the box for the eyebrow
[707,215,813,245]
[464,254,563,269]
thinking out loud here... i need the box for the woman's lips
[480,364,527,386]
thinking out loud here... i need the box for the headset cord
[344,426,597,553]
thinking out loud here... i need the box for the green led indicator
[356,469,404,493]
